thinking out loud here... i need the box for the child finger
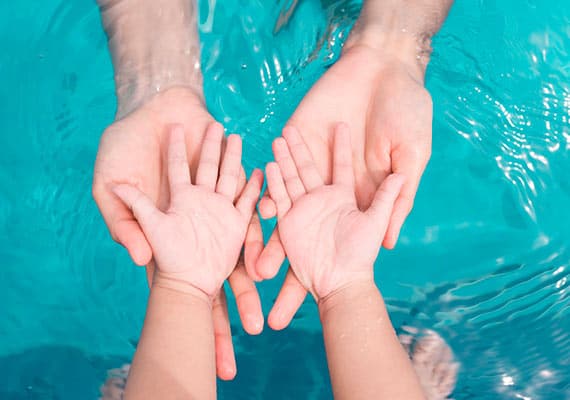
[195,122,224,190]
[366,173,405,231]
[265,162,291,219]
[234,166,246,201]
[282,126,323,191]
[216,134,242,199]
[112,184,162,235]
[273,137,305,201]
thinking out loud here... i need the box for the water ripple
[1,0,570,398]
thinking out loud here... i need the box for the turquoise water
[0,0,569,398]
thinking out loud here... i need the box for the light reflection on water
[0,0,568,398]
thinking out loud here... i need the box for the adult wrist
[344,0,451,83]
[114,67,204,120]
[99,0,204,119]
[344,22,429,84]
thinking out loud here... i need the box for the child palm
[113,126,262,297]
[266,125,404,300]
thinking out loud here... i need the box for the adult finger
[282,126,323,191]
[195,122,224,190]
[383,148,427,249]
[255,229,286,280]
[236,169,263,221]
[93,183,152,266]
[212,289,237,380]
[268,269,307,330]
[257,163,289,280]
[235,167,264,281]
[228,261,264,335]
[244,213,264,281]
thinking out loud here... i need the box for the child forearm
[97,0,203,117]
[318,281,426,400]
[124,282,216,400]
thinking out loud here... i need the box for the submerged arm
[346,0,454,80]
[97,0,203,118]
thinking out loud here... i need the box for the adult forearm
[319,281,425,400]
[346,0,453,78]
[124,283,216,400]
[98,0,203,118]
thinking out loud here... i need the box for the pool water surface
[0,0,569,398]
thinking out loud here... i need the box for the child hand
[112,125,263,298]
[265,124,404,301]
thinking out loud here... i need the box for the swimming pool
[0,0,569,398]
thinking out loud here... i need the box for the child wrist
[317,279,379,316]
[151,274,214,307]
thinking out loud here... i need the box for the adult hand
[92,88,264,379]
[256,39,432,330]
